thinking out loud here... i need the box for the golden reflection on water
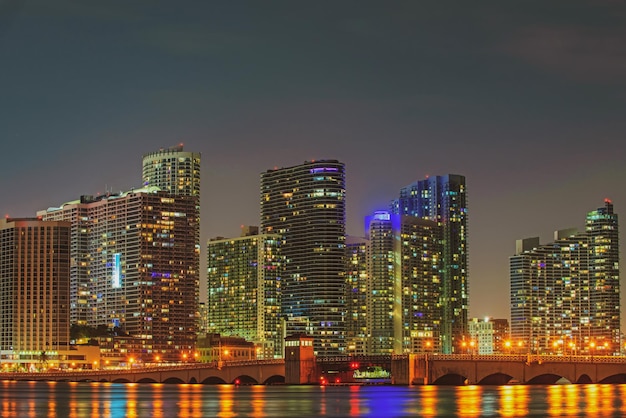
[600,384,614,414]
[124,382,138,418]
[67,381,78,418]
[620,385,626,415]
[456,385,482,417]
[499,384,529,416]
[178,383,203,417]
[420,384,437,416]
[46,381,57,418]
[583,385,599,415]
[217,384,235,417]
[2,380,626,416]
[547,385,565,416]
[250,384,266,417]
[149,383,164,418]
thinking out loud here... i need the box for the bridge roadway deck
[2,355,625,385]
[0,360,286,385]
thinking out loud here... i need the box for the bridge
[0,360,285,385]
[392,354,626,385]
[2,355,626,385]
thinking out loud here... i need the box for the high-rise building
[142,144,201,198]
[35,198,92,326]
[345,236,368,356]
[510,200,620,355]
[365,211,442,354]
[260,160,346,356]
[0,218,71,360]
[391,174,468,353]
[39,187,200,361]
[206,226,283,359]
[364,212,396,354]
[468,317,509,355]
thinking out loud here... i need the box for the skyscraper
[392,174,468,354]
[39,187,200,361]
[142,144,201,198]
[345,236,368,356]
[364,212,396,354]
[0,218,71,360]
[510,200,620,355]
[206,226,284,359]
[260,160,346,356]
[365,211,442,354]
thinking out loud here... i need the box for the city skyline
[1,1,625,323]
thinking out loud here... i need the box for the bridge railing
[422,354,626,363]
[0,359,286,379]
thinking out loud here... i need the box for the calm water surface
[1,381,625,417]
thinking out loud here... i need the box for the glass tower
[365,212,442,354]
[260,160,346,356]
[345,236,369,356]
[391,174,468,354]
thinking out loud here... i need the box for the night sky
[2,1,625,324]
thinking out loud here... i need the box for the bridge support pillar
[391,354,429,385]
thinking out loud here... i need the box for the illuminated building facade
[35,199,91,326]
[365,211,442,354]
[391,174,468,354]
[345,236,368,356]
[491,318,510,354]
[198,302,208,335]
[260,160,346,356]
[510,200,620,355]
[142,144,201,198]
[0,218,71,366]
[40,187,200,361]
[206,226,283,359]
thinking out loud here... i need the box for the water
[1,381,625,417]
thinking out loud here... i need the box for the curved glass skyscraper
[261,160,346,356]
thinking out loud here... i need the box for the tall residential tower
[206,226,284,359]
[510,200,620,355]
[260,160,346,355]
[392,174,468,353]
[0,218,71,361]
[142,144,201,198]
[39,187,200,361]
[365,212,442,354]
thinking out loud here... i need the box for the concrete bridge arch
[394,354,626,385]
[0,360,286,385]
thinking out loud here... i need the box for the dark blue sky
[1,1,625,322]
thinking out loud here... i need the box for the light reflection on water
[0,380,625,417]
